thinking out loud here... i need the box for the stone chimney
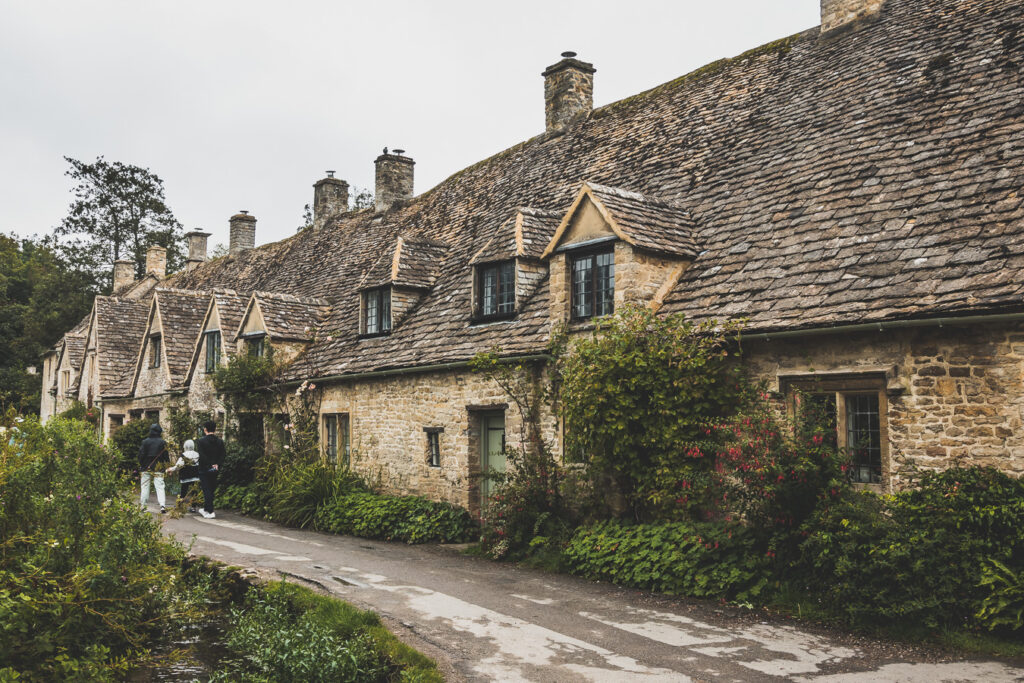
[820,0,883,33]
[145,245,167,280]
[113,259,134,293]
[229,211,256,256]
[374,150,414,212]
[313,171,349,228]
[542,51,595,133]
[185,230,212,269]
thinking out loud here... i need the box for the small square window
[248,336,265,358]
[363,288,392,335]
[476,261,515,319]
[570,249,614,320]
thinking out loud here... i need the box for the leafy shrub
[315,492,477,544]
[556,305,747,519]
[108,418,150,472]
[479,444,597,563]
[564,519,770,602]
[0,416,198,679]
[796,467,1024,630]
[268,459,365,528]
[219,483,271,517]
[977,560,1024,632]
[220,440,262,487]
[212,581,442,683]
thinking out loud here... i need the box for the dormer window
[205,331,222,373]
[247,334,266,358]
[476,261,515,320]
[570,247,614,320]
[149,334,162,368]
[363,287,392,335]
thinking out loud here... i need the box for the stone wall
[319,363,559,514]
[135,335,169,399]
[391,287,422,328]
[744,321,1024,489]
[614,242,688,310]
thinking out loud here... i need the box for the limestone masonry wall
[745,322,1024,490]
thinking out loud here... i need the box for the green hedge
[563,519,770,602]
[796,467,1024,630]
[314,492,477,544]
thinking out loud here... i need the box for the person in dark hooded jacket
[138,423,170,513]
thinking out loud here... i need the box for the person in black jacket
[138,423,170,513]
[195,420,226,518]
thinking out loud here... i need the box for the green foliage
[479,444,597,563]
[54,156,185,286]
[564,519,770,602]
[108,418,150,472]
[212,581,442,683]
[167,406,210,455]
[211,351,281,413]
[268,459,365,528]
[977,560,1024,632]
[218,483,271,517]
[220,440,261,487]
[315,492,477,544]
[557,305,747,518]
[0,234,97,413]
[796,467,1024,630]
[0,416,201,679]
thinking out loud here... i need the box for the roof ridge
[587,182,690,213]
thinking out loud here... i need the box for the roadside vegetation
[473,305,1024,653]
[0,411,443,680]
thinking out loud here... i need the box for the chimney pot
[313,173,350,228]
[113,259,135,293]
[542,52,595,133]
[374,150,415,212]
[145,245,167,280]
[820,0,883,33]
[184,230,212,269]
[229,212,257,256]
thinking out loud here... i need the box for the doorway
[480,411,506,506]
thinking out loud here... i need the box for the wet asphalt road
[156,504,1024,682]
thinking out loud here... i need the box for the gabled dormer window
[475,260,515,320]
[149,335,162,368]
[363,287,392,335]
[570,248,614,320]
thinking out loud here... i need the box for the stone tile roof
[251,291,331,341]
[211,288,247,346]
[153,288,211,388]
[472,208,561,265]
[585,183,699,258]
[360,236,449,290]
[161,0,1024,377]
[90,297,151,398]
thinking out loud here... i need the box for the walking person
[195,420,225,519]
[138,423,170,513]
[166,438,201,512]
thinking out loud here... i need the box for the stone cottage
[40,0,1024,511]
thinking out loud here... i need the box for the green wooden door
[481,411,506,504]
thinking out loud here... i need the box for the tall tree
[0,234,98,413]
[54,156,185,287]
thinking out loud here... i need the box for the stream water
[125,615,233,681]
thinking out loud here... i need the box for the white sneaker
[199,510,215,519]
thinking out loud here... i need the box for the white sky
[0,1,820,252]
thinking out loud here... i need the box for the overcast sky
[0,1,819,253]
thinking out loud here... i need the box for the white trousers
[140,471,166,508]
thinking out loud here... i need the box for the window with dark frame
[363,287,392,335]
[205,331,221,373]
[570,248,614,320]
[149,335,162,368]
[248,335,265,358]
[323,414,351,466]
[791,379,886,486]
[477,261,515,319]
[424,427,443,467]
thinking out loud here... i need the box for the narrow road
[157,505,1024,682]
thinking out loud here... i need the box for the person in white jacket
[166,439,201,513]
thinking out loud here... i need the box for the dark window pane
[205,332,221,373]
[324,415,337,463]
[428,431,440,467]
[572,254,593,319]
[846,394,882,484]
[498,262,515,313]
[381,290,391,332]
[596,251,615,316]
[366,292,379,333]
[482,266,497,315]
